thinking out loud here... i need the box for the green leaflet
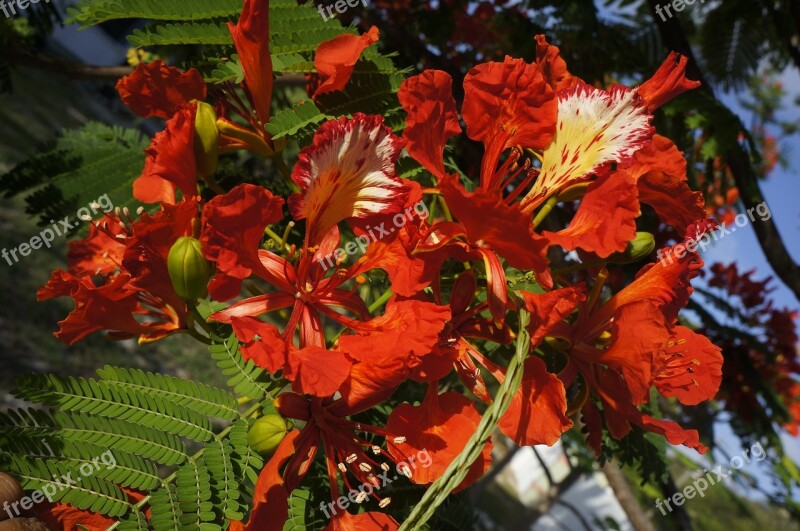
[0,338,269,523]
[96,365,240,421]
[0,122,147,227]
[210,336,276,401]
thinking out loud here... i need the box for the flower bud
[247,414,289,455]
[609,232,656,264]
[167,237,211,300]
[194,101,219,177]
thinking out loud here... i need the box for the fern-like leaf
[210,336,274,401]
[96,365,240,421]
[13,374,214,442]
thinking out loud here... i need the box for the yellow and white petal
[290,113,407,245]
[522,83,653,211]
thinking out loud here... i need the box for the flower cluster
[40,0,725,529]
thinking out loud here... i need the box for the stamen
[379,498,392,508]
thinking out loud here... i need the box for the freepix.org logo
[0,0,51,19]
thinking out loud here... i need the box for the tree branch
[2,46,133,81]
[647,0,800,302]
[601,460,657,531]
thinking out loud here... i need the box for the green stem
[368,289,393,313]
[398,310,531,530]
[532,195,559,230]
[265,226,292,253]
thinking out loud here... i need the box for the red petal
[133,104,198,205]
[231,317,287,373]
[632,135,706,234]
[638,415,708,453]
[637,52,700,111]
[603,243,703,325]
[336,298,451,412]
[116,59,206,119]
[499,356,572,445]
[201,183,285,294]
[398,70,461,178]
[387,390,492,490]
[211,292,296,323]
[478,248,508,325]
[654,326,723,405]
[289,114,407,245]
[67,215,127,277]
[232,430,303,531]
[228,0,273,123]
[340,298,450,361]
[37,271,146,345]
[313,26,380,97]
[601,301,670,406]
[534,35,579,92]
[519,286,585,345]
[286,345,352,397]
[544,171,639,258]
[462,57,556,184]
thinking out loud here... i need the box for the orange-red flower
[116,59,206,119]
[38,201,197,344]
[234,303,468,530]
[557,240,722,453]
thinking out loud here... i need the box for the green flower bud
[167,237,211,300]
[194,101,219,177]
[609,232,656,264]
[248,414,289,455]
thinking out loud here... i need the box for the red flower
[236,329,472,531]
[313,26,380,98]
[559,243,721,452]
[426,273,580,446]
[116,59,206,119]
[133,104,198,204]
[628,134,707,235]
[228,0,273,124]
[38,201,197,344]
